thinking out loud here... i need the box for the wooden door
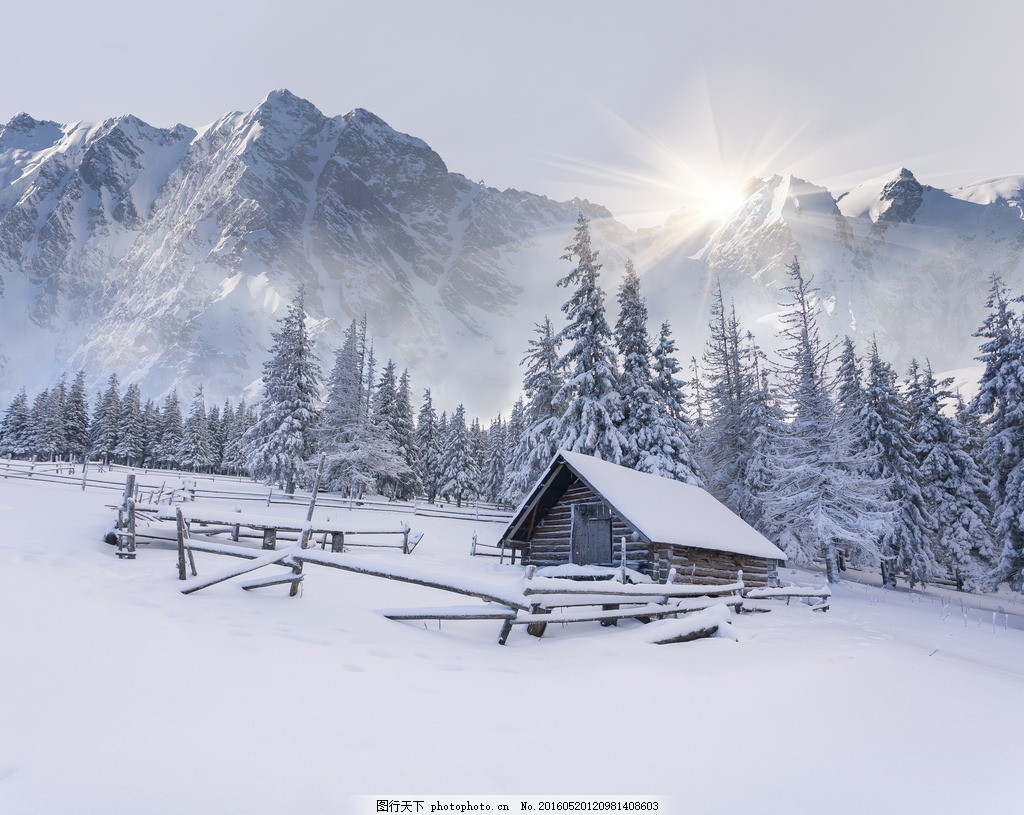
[571,502,612,565]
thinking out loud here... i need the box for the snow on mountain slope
[0,90,1022,417]
[640,167,1024,376]
[0,91,628,416]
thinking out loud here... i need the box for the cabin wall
[523,479,651,572]
[649,543,779,589]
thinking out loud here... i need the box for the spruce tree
[0,389,32,458]
[647,321,702,485]
[91,374,122,465]
[246,290,322,494]
[763,259,890,582]
[416,389,441,503]
[64,371,91,462]
[179,386,213,472]
[908,361,994,589]
[157,391,184,470]
[505,316,564,502]
[440,404,475,508]
[968,277,1024,591]
[861,344,938,586]
[552,213,626,461]
[115,384,146,467]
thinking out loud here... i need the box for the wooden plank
[523,580,743,598]
[181,548,292,594]
[379,605,517,621]
[185,539,268,560]
[293,550,530,610]
[513,603,694,625]
[241,572,306,591]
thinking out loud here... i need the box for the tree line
[1,213,1022,592]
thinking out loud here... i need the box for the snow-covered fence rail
[743,584,831,612]
[157,506,423,554]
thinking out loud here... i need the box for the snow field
[1,474,1022,815]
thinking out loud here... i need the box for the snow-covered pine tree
[213,400,233,471]
[178,386,213,473]
[499,398,527,505]
[416,389,441,504]
[221,399,254,476]
[613,259,650,469]
[688,356,707,438]
[440,404,475,508]
[504,316,564,503]
[482,416,507,504]
[392,369,422,499]
[114,383,146,467]
[90,374,122,466]
[141,399,161,468]
[734,335,785,538]
[29,388,51,460]
[908,361,995,589]
[699,282,749,508]
[64,371,91,462]
[553,213,626,462]
[0,389,32,458]
[861,343,938,586]
[246,290,322,494]
[762,259,890,582]
[157,391,184,470]
[968,277,1024,591]
[646,320,702,485]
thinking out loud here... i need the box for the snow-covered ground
[1,467,1022,814]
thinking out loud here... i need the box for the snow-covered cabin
[501,451,786,588]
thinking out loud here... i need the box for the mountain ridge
[0,90,1022,417]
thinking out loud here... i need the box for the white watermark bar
[350,796,672,813]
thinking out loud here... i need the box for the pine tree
[505,316,564,503]
[115,384,146,467]
[64,371,91,462]
[968,277,1024,591]
[646,321,702,485]
[90,374,122,465]
[734,336,785,537]
[499,398,527,506]
[552,213,626,461]
[393,369,421,499]
[614,260,650,469]
[440,404,475,508]
[179,386,213,472]
[141,399,162,468]
[762,259,890,582]
[222,399,254,476]
[861,344,938,586]
[482,416,507,504]
[908,361,994,589]
[700,282,749,508]
[157,391,184,470]
[0,389,33,458]
[416,389,441,503]
[246,290,322,494]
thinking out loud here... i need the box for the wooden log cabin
[500,451,786,589]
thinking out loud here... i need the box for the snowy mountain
[639,167,1024,376]
[0,90,1022,416]
[0,90,630,415]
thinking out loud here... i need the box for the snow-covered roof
[515,451,786,561]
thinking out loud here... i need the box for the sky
[4,1,1023,228]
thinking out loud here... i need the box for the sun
[538,75,832,232]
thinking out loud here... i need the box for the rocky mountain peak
[876,167,923,223]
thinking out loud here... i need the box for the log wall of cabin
[649,543,779,589]
[523,478,652,572]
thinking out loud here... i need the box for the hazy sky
[4,0,1022,226]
